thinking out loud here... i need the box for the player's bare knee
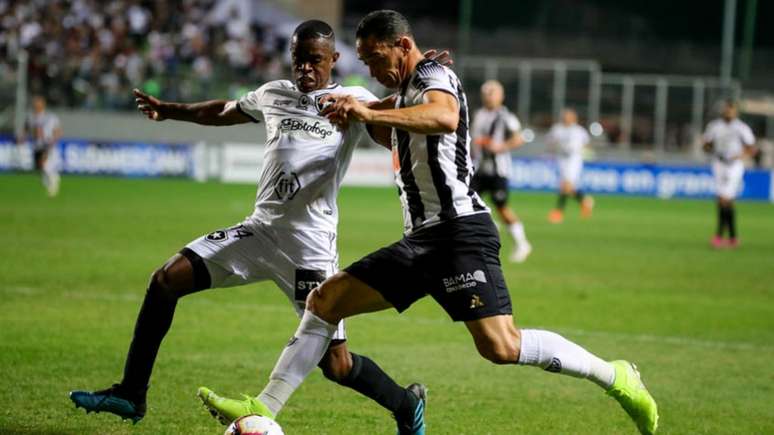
[306,273,347,322]
[148,268,179,301]
[475,334,518,365]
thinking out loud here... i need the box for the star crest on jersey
[314,93,331,113]
[205,230,227,242]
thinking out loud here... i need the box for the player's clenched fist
[133,88,166,121]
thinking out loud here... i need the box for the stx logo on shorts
[443,270,487,293]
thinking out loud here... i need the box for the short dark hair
[356,10,412,42]
[292,19,335,44]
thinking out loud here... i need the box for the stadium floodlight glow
[521,128,536,143]
[589,122,604,137]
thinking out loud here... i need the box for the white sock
[42,168,60,196]
[517,329,615,389]
[509,222,528,247]
[257,311,337,415]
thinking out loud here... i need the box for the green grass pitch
[1,173,773,434]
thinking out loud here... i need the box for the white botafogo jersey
[25,111,61,150]
[237,80,377,232]
[471,106,521,178]
[703,118,755,162]
[546,123,590,160]
[392,59,489,234]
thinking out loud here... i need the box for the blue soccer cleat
[395,383,427,435]
[69,384,146,424]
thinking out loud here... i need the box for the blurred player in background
[471,80,532,263]
[69,20,431,434]
[545,108,593,223]
[18,96,62,197]
[200,10,659,435]
[702,100,757,248]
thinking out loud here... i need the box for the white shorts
[186,218,346,340]
[712,159,744,200]
[558,156,583,186]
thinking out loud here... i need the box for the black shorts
[33,149,48,170]
[471,173,509,207]
[344,213,512,322]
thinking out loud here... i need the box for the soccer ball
[224,414,284,435]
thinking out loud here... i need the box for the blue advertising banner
[510,157,773,202]
[0,135,195,178]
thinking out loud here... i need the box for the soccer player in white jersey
[69,20,431,434]
[546,108,594,223]
[702,100,757,248]
[18,96,62,196]
[201,10,658,435]
[470,80,531,263]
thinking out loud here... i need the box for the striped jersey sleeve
[392,59,489,233]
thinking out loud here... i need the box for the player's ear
[332,51,340,63]
[397,36,412,54]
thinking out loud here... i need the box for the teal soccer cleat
[396,383,427,435]
[69,384,146,424]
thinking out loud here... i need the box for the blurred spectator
[0,0,293,109]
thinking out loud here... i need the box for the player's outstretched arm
[364,95,397,149]
[323,90,458,135]
[133,89,252,126]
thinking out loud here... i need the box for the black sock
[716,203,726,237]
[120,284,178,401]
[575,190,585,203]
[556,193,568,210]
[728,205,737,239]
[338,353,416,417]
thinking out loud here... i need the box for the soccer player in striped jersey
[69,20,429,434]
[471,80,531,262]
[702,100,757,248]
[200,10,658,435]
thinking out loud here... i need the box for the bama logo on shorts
[443,270,487,293]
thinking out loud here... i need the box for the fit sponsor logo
[273,171,301,200]
[443,270,487,293]
[279,118,333,139]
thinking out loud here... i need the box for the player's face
[291,38,338,93]
[32,97,45,114]
[562,110,577,125]
[481,86,503,109]
[357,36,409,89]
[722,104,737,121]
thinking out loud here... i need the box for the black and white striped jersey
[390,59,489,234]
[471,107,521,178]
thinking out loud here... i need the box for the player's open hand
[320,94,372,130]
[423,49,453,67]
[133,88,166,121]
